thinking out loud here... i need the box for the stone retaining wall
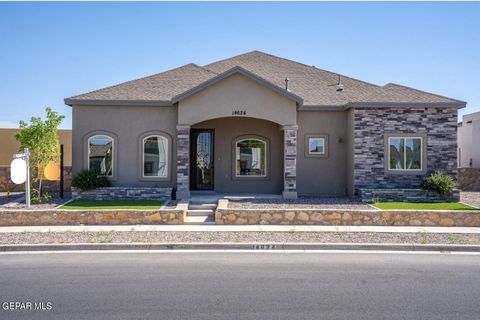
[72,187,172,201]
[458,168,480,191]
[0,209,183,226]
[359,188,460,203]
[215,200,479,226]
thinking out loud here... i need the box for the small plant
[72,169,111,191]
[30,189,52,204]
[421,171,457,195]
[448,234,458,242]
[420,238,428,245]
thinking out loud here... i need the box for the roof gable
[171,66,303,105]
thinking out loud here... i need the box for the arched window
[88,135,114,176]
[143,135,168,178]
[235,139,267,177]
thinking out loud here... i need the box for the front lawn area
[373,202,478,211]
[60,200,165,210]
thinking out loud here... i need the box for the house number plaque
[232,110,247,116]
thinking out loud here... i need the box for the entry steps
[185,202,216,225]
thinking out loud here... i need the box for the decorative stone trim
[0,209,184,226]
[215,200,479,226]
[458,168,480,191]
[358,188,460,203]
[282,128,297,199]
[176,125,190,199]
[72,187,172,201]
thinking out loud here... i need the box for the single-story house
[65,51,465,199]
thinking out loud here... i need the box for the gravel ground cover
[228,197,375,210]
[0,231,478,245]
[0,192,72,209]
[461,192,480,208]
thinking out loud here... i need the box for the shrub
[72,169,111,191]
[421,171,457,195]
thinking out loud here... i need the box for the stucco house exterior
[458,111,480,168]
[65,51,465,200]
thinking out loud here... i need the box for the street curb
[1,243,480,252]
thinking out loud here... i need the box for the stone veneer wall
[0,166,72,193]
[359,188,460,203]
[216,208,479,227]
[176,126,190,198]
[72,187,172,200]
[458,168,480,191]
[283,128,297,195]
[353,108,457,190]
[0,209,183,226]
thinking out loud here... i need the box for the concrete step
[184,215,215,225]
[186,209,215,217]
[188,203,217,210]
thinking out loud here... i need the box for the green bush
[72,169,111,191]
[421,171,457,195]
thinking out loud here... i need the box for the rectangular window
[308,137,325,155]
[305,134,328,158]
[388,137,423,171]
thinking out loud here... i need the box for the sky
[0,2,479,129]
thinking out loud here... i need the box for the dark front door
[190,129,214,190]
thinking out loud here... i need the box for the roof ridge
[384,82,466,104]
[241,50,383,89]
[67,63,207,100]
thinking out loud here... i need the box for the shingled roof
[65,51,466,108]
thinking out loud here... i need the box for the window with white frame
[235,139,266,176]
[308,137,326,155]
[88,135,114,176]
[143,135,168,178]
[388,136,423,171]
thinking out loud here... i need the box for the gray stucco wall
[353,107,458,190]
[296,111,348,196]
[72,105,178,187]
[192,117,283,194]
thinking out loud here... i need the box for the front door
[190,129,214,190]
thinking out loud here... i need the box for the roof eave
[171,66,304,105]
[299,101,466,111]
[64,98,173,107]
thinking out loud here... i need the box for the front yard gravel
[228,197,375,210]
[1,231,479,245]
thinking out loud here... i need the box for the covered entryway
[174,68,301,200]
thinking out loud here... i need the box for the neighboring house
[458,111,480,168]
[65,51,465,199]
[0,128,72,192]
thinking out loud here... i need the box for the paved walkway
[1,225,479,234]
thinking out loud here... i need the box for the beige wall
[178,73,297,126]
[72,105,178,187]
[0,128,71,166]
[297,111,349,196]
[193,117,283,194]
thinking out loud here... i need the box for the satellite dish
[10,158,27,184]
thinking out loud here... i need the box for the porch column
[282,125,298,199]
[176,124,190,200]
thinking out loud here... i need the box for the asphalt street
[0,251,479,320]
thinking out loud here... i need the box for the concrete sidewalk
[1,225,479,234]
